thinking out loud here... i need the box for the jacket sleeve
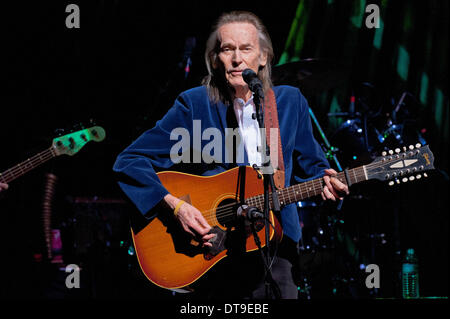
[112,94,193,218]
[292,89,330,183]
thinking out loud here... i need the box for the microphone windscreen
[242,68,257,84]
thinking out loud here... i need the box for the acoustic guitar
[130,144,435,292]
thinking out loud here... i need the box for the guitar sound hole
[216,198,238,228]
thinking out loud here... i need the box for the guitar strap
[263,88,285,189]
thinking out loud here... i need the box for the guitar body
[131,166,282,291]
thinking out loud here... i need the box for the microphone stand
[252,90,282,299]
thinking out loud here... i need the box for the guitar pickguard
[203,226,227,260]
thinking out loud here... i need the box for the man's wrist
[163,194,181,210]
[173,200,185,217]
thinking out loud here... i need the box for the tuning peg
[395,148,401,153]
[402,146,407,152]
[409,145,414,150]
[389,181,395,186]
[415,143,422,148]
[424,173,428,178]
[402,177,408,183]
[382,151,387,156]
[416,174,422,179]
[396,179,400,184]
[69,137,75,149]
[389,150,394,155]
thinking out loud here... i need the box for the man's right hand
[164,194,215,247]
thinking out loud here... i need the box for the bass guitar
[0,126,105,184]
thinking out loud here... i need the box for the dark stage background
[1,0,448,300]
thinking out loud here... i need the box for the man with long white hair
[114,11,348,299]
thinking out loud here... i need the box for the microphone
[242,69,264,98]
[237,205,264,221]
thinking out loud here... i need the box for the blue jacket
[113,85,330,242]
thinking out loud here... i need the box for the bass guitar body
[130,166,282,291]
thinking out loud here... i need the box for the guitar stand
[249,219,281,299]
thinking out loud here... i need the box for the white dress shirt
[233,96,262,167]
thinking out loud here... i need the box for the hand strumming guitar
[164,194,216,247]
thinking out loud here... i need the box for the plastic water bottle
[402,248,420,299]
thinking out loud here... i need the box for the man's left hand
[321,168,349,201]
[0,182,8,192]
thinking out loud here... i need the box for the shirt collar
[233,94,254,110]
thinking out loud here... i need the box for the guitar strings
[200,178,336,222]
[1,148,54,179]
[202,174,340,221]
[199,155,421,222]
[196,151,421,219]
[1,153,54,181]
[200,168,349,220]
[202,181,327,224]
[0,148,55,183]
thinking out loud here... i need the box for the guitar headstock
[52,126,106,156]
[365,144,435,186]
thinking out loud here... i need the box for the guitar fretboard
[245,166,367,210]
[0,147,56,183]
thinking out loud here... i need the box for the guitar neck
[0,147,56,184]
[246,166,367,210]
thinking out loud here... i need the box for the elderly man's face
[217,22,267,96]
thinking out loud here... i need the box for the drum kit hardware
[272,60,426,169]
[273,59,426,298]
